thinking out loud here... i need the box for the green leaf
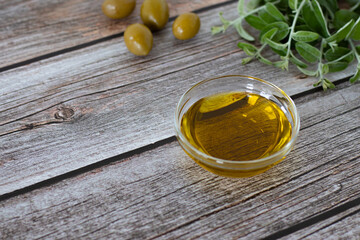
[237,0,245,15]
[211,26,225,35]
[302,3,320,33]
[235,23,255,41]
[242,57,253,65]
[212,12,230,34]
[211,12,231,35]
[219,12,230,26]
[265,3,287,22]
[349,18,360,40]
[356,46,360,55]
[302,1,330,37]
[274,59,289,70]
[237,42,258,56]
[261,28,278,43]
[290,53,308,68]
[313,79,322,87]
[292,31,320,42]
[333,10,359,30]
[311,0,330,37]
[210,0,357,90]
[247,0,262,11]
[260,22,289,42]
[295,24,312,32]
[266,0,289,11]
[328,41,338,52]
[316,0,338,19]
[322,64,329,75]
[315,78,335,90]
[326,19,354,43]
[289,0,297,10]
[322,78,336,90]
[350,68,360,83]
[265,38,288,50]
[259,3,287,24]
[245,15,267,30]
[325,62,349,72]
[297,66,317,76]
[259,8,278,23]
[258,55,273,65]
[347,0,359,5]
[270,47,286,56]
[351,2,360,13]
[324,47,354,63]
[295,42,321,63]
[348,0,360,5]
[295,16,306,25]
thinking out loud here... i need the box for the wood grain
[153,83,360,240]
[1,82,359,239]
[306,212,360,240]
[0,1,356,196]
[280,204,360,239]
[0,0,231,69]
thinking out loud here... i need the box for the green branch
[285,0,308,59]
[211,0,360,89]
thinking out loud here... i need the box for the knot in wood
[25,123,34,129]
[54,107,75,120]
[297,74,308,79]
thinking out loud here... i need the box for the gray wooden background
[1,0,359,239]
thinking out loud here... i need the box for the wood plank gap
[299,192,360,238]
[149,129,360,239]
[261,196,360,240]
[290,76,350,100]
[0,80,355,199]
[0,136,176,202]
[0,0,237,74]
[0,81,358,238]
[1,72,351,136]
[151,150,360,240]
[300,106,360,131]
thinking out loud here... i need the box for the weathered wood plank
[1,82,359,239]
[0,0,231,68]
[306,212,360,240]
[0,1,355,196]
[280,204,360,239]
[154,83,360,240]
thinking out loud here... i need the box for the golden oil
[180,92,292,161]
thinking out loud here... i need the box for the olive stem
[326,50,354,64]
[285,0,307,60]
[229,5,267,26]
[350,1,360,12]
[315,38,327,87]
[349,39,360,63]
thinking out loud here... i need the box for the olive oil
[180,92,292,161]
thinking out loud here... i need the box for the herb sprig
[212,0,360,89]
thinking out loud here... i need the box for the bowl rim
[174,74,300,165]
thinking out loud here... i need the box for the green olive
[140,0,169,31]
[124,23,153,56]
[102,0,136,19]
[172,13,201,40]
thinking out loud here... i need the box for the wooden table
[1,0,359,239]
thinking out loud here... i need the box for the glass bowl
[174,75,300,177]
